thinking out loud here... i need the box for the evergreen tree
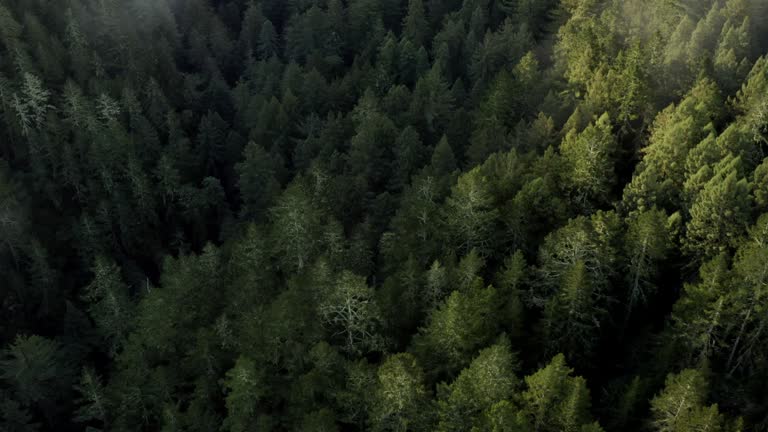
[3,0,768,430]
[559,113,618,209]
[1,335,75,411]
[236,140,280,220]
[650,369,735,432]
[411,285,500,377]
[82,257,132,356]
[436,338,520,431]
[624,208,672,318]
[521,354,600,432]
[73,367,108,426]
[222,356,265,432]
[442,166,499,255]
[403,0,429,48]
[684,156,751,258]
[371,353,430,431]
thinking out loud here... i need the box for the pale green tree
[371,353,430,431]
[319,271,384,354]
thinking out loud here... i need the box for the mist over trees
[2,0,768,430]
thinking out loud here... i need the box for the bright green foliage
[650,369,729,432]
[623,79,724,213]
[735,56,768,144]
[535,212,620,358]
[722,214,768,375]
[593,43,651,128]
[480,400,530,432]
[684,155,751,257]
[436,339,520,431]
[411,285,500,376]
[371,353,430,431]
[714,17,751,91]
[442,166,500,254]
[455,248,485,291]
[521,354,598,432]
[753,157,768,210]
[559,113,618,209]
[554,2,618,88]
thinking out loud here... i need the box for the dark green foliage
[2,0,768,431]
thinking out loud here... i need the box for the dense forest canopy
[3,0,768,430]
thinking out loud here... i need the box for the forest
[2,0,768,430]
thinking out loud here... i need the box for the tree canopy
[2,0,768,430]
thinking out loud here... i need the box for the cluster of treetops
[3,0,768,430]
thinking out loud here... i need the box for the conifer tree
[371,353,430,431]
[82,256,133,355]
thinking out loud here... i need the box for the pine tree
[723,214,768,375]
[521,354,598,432]
[258,19,279,59]
[13,73,52,137]
[650,369,726,432]
[424,259,448,312]
[494,251,526,338]
[411,285,499,376]
[559,113,618,209]
[437,338,520,431]
[442,166,499,255]
[410,64,455,135]
[623,78,724,213]
[403,0,429,47]
[222,356,265,432]
[0,335,75,407]
[269,180,325,271]
[371,353,430,431]
[82,256,133,355]
[672,253,730,363]
[0,396,39,432]
[73,367,108,425]
[624,208,672,318]
[536,212,620,359]
[428,135,458,179]
[390,126,427,191]
[684,156,751,258]
[236,140,280,220]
